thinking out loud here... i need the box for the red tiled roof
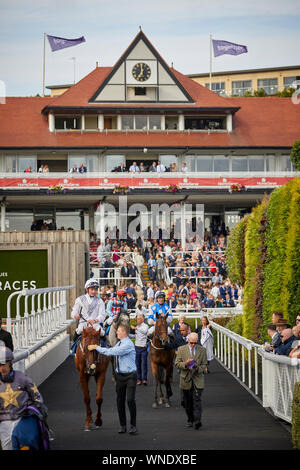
[42,66,237,110]
[0,95,299,149]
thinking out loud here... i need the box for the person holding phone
[175,332,207,430]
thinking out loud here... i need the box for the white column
[99,202,105,243]
[178,114,184,131]
[81,115,85,131]
[98,114,104,132]
[226,114,233,132]
[161,115,165,130]
[180,202,186,251]
[117,115,122,130]
[49,113,55,132]
[1,203,6,232]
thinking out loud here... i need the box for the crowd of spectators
[111,161,188,173]
[263,311,300,359]
[90,224,243,312]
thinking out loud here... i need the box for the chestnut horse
[149,314,175,408]
[75,327,110,431]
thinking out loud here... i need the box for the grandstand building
[0,30,299,240]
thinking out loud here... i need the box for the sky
[0,0,300,96]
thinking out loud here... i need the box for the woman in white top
[198,316,214,373]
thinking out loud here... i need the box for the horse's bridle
[151,316,169,350]
[80,334,101,374]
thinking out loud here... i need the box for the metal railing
[210,319,300,423]
[92,268,143,287]
[6,286,75,351]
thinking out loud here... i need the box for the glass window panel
[68,155,87,172]
[105,155,125,172]
[186,157,196,172]
[149,115,161,130]
[232,80,252,96]
[280,155,293,171]
[6,211,33,231]
[283,77,296,89]
[55,116,81,130]
[231,157,248,172]
[135,115,147,130]
[213,155,229,172]
[248,156,265,171]
[196,156,213,172]
[87,155,98,172]
[257,78,278,94]
[18,156,36,173]
[159,155,177,169]
[5,156,17,172]
[121,115,134,130]
[266,155,276,172]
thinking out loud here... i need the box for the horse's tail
[158,365,165,384]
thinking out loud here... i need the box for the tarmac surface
[38,355,293,451]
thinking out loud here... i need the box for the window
[280,155,294,172]
[149,115,161,130]
[5,156,17,172]
[248,156,265,172]
[283,77,297,89]
[159,155,178,170]
[232,156,248,172]
[257,78,278,95]
[205,82,226,96]
[135,116,147,130]
[105,155,125,172]
[55,116,81,130]
[121,115,134,130]
[266,155,276,172]
[19,156,37,173]
[135,87,146,96]
[232,80,252,96]
[187,156,213,172]
[184,117,225,130]
[165,116,178,130]
[68,155,98,172]
[213,155,229,172]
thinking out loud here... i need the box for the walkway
[39,356,292,451]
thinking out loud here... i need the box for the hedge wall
[226,178,300,343]
[280,178,300,325]
[243,197,269,342]
[226,215,248,285]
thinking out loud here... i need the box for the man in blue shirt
[88,323,137,435]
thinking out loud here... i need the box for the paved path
[39,356,292,451]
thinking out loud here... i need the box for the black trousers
[182,385,203,424]
[115,372,137,427]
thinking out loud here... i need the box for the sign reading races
[0,176,294,190]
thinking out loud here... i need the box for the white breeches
[0,419,21,451]
[76,322,104,336]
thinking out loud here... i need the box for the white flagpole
[209,34,212,91]
[42,33,46,97]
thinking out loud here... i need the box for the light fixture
[143,148,148,153]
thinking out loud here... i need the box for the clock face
[132,62,151,82]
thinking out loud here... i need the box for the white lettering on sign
[0,280,37,291]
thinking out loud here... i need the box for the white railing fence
[6,286,75,351]
[210,319,300,423]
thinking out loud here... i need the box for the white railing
[92,268,143,287]
[128,308,242,321]
[6,286,75,350]
[210,319,300,423]
[0,171,296,180]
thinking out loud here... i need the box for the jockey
[71,279,106,340]
[147,291,173,337]
[0,347,47,450]
[104,289,128,328]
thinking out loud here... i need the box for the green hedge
[280,178,300,326]
[243,198,269,342]
[226,215,249,285]
[261,183,293,339]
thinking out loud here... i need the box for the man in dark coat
[0,319,14,351]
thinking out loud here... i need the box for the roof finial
[139,25,142,31]
[171,62,174,68]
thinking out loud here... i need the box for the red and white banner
[0,175,294,190]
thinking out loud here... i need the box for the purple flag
[47,34,86,52]
[212,40,248,57]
